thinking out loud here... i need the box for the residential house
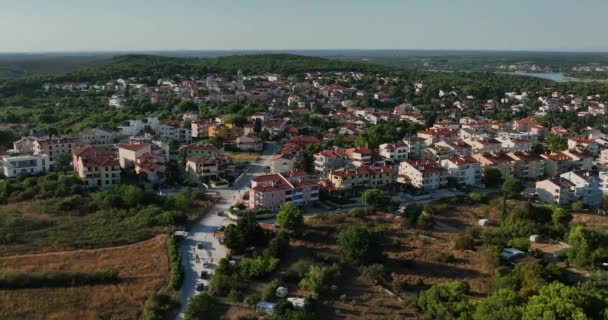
[236,134,263,152]
[323,166,396,193]
[72,146,121,189]
[507,152,545,180]
[473,153,515,179]
[379,142,409,163]
[271,153,296,174]
[158,122,192,144]
[186,153,231,182]
[568,137,599,156]
[399,159,447,190]
[135,153,166,183]
[32,137,82,165]
[314,148,348,175]
[1,154,50,178]
[417,128,459,145]
[179,144,218,159]
[249,171,319,210]
[402,136,427,159]
[536,170,601,207]
[79,128,117,145]
[440,156,482,186]
[345,146,372,167]
[118,143,151,169]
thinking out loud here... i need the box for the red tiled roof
[118,143,150,152]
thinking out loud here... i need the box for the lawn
[0,235,169,320]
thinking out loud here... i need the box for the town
[1,53,608,320]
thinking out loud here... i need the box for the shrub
[437,251,456,263]
[508,237,530,251]
[228,289,242,303]
[284,259,314,282]
[453,234,475,250]
[360,264,386,284]
[167,238,183,290]
[244,294,261,306]
[261,279,282,301]
[299,264,342,294]
[236,256,279,279]
[349,207,366,218]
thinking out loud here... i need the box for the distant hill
[0,54,114,79]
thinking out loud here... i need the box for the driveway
[176,142,278,319]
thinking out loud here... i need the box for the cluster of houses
[1,69,602,211]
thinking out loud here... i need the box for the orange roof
[118,143,150,152]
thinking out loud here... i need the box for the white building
[440,156,482,186]
[109,94,125,108]
[79,128,117,145]
[399,159,447,190]
[536,170,601,208]
[1,154,50,178]
[379,142,409,162]
[158,123,192,144]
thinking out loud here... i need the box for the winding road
[176,142,278,319]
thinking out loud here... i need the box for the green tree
[276,202,304,235]
[417,281,472,320]
[522,282,589,320]
[337,225,383,265]
[223,212,266,252]
[501,178,524,221]
[184,293,220,320]
[546,132,567,153]
[472,289,522,320]
[483,167,503,187]
[53,152,72,174]
[361,188,386,212]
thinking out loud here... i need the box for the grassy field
[224,151,261,162]
[0,235,169,320]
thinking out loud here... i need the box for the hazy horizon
[2,0,607,53]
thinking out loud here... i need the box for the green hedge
[0,268,119,289]
[168,238,184,290]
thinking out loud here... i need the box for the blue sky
[1,0,607,52]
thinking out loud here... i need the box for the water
[505,71,596,83]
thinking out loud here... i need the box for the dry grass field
[0,235,169,320]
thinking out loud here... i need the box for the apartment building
[402,136,427,159]
[31,137,81,165]
[186,153,231,182]
[417,128,459,145]
[345,146,373,167]
[79,128,117,145]
[399,159,447,190]
[118,143,151,169]
[472,153,515,179]
[423,140,472,161]
[507,152,545,180]
[134,153,166,183]
[440,156,482,186]
[464,138,503,154]
[271,153,296,174]
[314,148,348,175]
[179,144,218,159]
[379,142,408,162]
[324,165,396,192]
[536,170,601,207]
[1,154,50,178]
[248,171,319,210]
[158,123,192,144]
[72,146,121,189]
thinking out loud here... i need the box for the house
[79,128,117,145]
[135,153,166,183]
[440,156,482,186]
[109,94,125,108]
[186,153,231,182]
[236,134,263,152]
[512,118,537,132]
[472,153,515,179]
[323,166,396,193]
[345,146,373,167]
[271,153,296,174]
[417,128,459,145]
[118,117,160,136]
[1,154,50,178]
[158,122,192,144]
[499,139,533,153]
[398,159,447,190]
[314,148,348,175]
[567,137,599,155]
[536,170,601,207]
[208,123,242,139]
[464,138,503,154]
[506,152,545,180]
[118,143,151,169]
[72,146,121,189]
[288,136,321,147]
[423,140,472,161]
[32,137,82,165]
[191,120,214,138]
[248,171,319,210]
[402,136,427,159]
[379,142,409,162]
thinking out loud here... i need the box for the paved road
[176,143,278,319]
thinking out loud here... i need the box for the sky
[1,0,607,52]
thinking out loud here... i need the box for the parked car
[335,208,344,212]
[196,283,206,292]
[201,271,209,279]
[203,262,212,268]
[196,243,204,250]
[217,211,224,217]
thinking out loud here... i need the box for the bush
[236,256,279,279]
[0,268,120,289]
[571,201,584,211]
[284,259,314,282]
[453,234,475,250]
[437,251,456,263]
[349,207,366,218]
[184,293,220,320]
[244,294,261,306]
[299,264,342,294]
[360,264,386,284]
[228,289,242,303]
[337,225,384,265]
[261,279,282,301]
[167,238,183,290]
[507,237,530,251]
